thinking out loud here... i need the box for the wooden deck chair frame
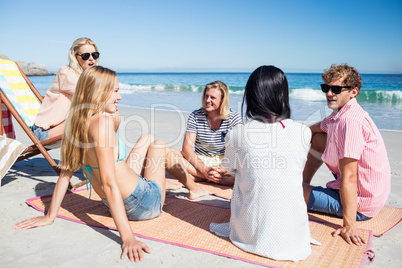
[0,62,84,189]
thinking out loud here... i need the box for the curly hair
[322,64,362,95]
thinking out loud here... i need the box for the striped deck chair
[0,59,84,189]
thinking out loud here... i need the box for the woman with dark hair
[210,66,319,261]
[243,65,291,121]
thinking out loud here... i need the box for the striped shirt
[320,98,391,218]
[186,108,242,156]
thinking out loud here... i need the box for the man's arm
[310,121,325,134]
[332,157,366,246]
[181,132,215,181]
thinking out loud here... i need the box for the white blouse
[210,119,320,261]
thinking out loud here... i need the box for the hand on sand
[121,237,151,262]
[13,215,54,230]
[332,226,366,246]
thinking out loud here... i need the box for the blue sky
[1,0,401,73]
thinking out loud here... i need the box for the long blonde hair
[60,66,117,171]
[68,37,100,74]
[201,81,230,119]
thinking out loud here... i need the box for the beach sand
[1,106,401,267]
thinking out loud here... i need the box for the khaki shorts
[197,154,224,167]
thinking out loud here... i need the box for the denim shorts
[102,175,163,221]
[307,186,371,221]
[32,124,50,142]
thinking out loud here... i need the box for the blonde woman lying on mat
[14,66,209,262]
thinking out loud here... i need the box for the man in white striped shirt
[182,81,242,185]
[302,64,391,246]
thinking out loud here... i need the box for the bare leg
[142,140,168,203]
[180,154,208,181]
[166,148,209,199]
[187,168,207,182]
[143,140,209,202]
[303,132,327,184]
[126,133,155,175]
[218,175,235,186]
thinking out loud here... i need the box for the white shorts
[197,154,224,167]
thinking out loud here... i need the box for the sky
[1,0,401,74]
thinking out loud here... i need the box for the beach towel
[26,189,373,268]
[169,178,402,237]
[309,207,402,237]
[1,103,15,138]
[0,135,26,179]
[0,59,41,129]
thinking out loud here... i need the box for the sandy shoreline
[1,106,401,267]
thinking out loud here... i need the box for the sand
[1,106,401,267]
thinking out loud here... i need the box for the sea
[28,72,402,131]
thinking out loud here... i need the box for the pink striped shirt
[320,98,391,218]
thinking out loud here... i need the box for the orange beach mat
[173,178,402,237]
[27,189,373,268]
[308,206,402,237]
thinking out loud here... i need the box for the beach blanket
[27,189,373,268]
[0,135,26,180]
[308,207,402,237]
[171,178,402,237]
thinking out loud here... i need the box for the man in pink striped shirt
[302,64,391,246]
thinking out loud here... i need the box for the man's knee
[140,133,155,143]
[151,139,167,148]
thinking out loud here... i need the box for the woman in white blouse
[210,65,319,261]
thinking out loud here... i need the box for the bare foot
[166,180,183,190]
[189,186,210,200]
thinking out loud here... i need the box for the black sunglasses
[320,84,352,94]
[76,52,100,61]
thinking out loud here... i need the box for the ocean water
[29,72,402,131]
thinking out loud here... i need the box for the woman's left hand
[121,237,151,262]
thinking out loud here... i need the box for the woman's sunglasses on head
[76,52,100,61]
[320,84,352,94]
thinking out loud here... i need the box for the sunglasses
[76,52,100,61]
[320,84,352,94]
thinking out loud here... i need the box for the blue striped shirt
[186,108,242,156]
